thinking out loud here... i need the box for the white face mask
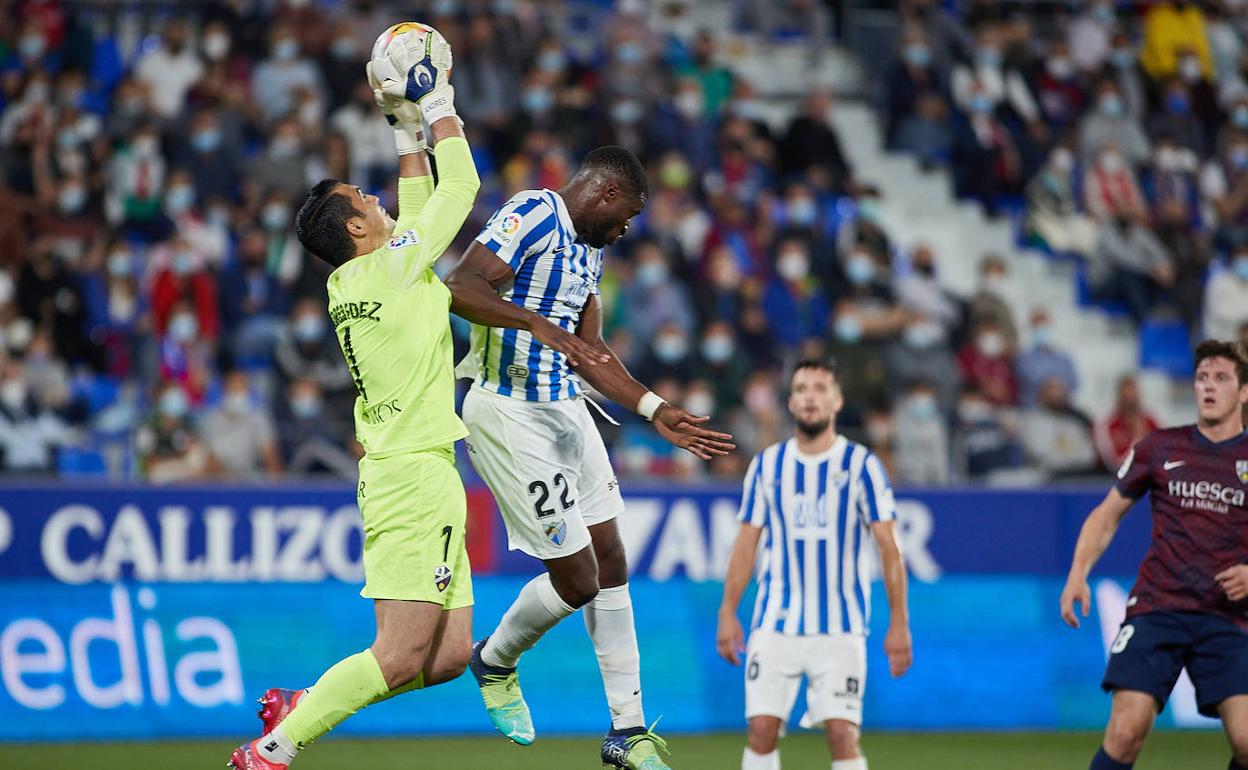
[685,391,715,417]
[204,32,230,60]
[169,313,198,342]
[223,391,250,415]
[777,251,810,281]
[977,331,1006,357]
[1,380,27,410]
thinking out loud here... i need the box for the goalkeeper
[226,23,504,770]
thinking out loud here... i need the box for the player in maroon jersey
[1061,340,1248,770]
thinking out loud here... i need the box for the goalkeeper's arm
[401,118,478,258]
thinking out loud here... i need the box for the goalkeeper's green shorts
[356,445,473,609]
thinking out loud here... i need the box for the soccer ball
[369,22,440,90]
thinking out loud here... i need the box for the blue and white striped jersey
[464,189,603,401]
[738,435,896,636]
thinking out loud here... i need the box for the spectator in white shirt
[134,20,204,120]
[1203,244,1248,341]
[252,25,327,125]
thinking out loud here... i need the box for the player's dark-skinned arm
[716,523,762,665]
[871,520,913,678]
[444,245,609,368]
[1060,488,1136,628]
[574,294,735,460]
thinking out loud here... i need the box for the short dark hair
[581,145,649,199]
[1194,339,1248,386]
[790,358,838,384]
[296,179,362,268]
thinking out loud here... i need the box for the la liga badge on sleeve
[1237,460,1248,484]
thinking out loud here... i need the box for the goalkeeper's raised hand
[370,23,459,130]
[366,59,425,155]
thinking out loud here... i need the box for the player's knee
[551,571,600,608]
[746,719,781,754]
[825,720,860,757]
[1103,720,1148,762]
[424,646,471,686]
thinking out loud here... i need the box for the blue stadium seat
[1139,319,1193,377]
[78,375,121,415]
[57,447,108,477]
[1073,262,1130,317]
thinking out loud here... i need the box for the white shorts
[744,629,867,727]
[462,386,624,560]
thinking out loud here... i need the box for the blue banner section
[0,484,1153,582]
[0,575,1215,741]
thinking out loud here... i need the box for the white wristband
[393,125,425,156]
[637,391,666,421]
[418,84,459,127]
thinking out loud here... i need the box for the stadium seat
[1138,319,1193,378]
[1073,262,1130,317]
[57,447,108,477]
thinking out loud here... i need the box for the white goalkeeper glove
[366,60,425,155]
[371,23,460,135]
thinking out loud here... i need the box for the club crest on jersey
[1238,460,1248,484]
[434,564,452,592]
[544,519,567,547]
[387,229,420,250]
[494,213,523,246]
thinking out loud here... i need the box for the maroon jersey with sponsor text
[1115,426,1248,626]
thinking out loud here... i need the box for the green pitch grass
[0,731,1231,770]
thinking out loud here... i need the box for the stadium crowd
[0,0,1243,485]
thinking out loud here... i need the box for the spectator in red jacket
[1094,374,1160,470]
[957,318,1019,406]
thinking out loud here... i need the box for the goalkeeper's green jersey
[326,136,479,459]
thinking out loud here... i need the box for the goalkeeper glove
[366,60,425,155]
[373,24,460,130]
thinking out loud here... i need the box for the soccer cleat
[601,720,672,770]
[256,688,307,735]
[226,739,287,770]
[468,637,535,746]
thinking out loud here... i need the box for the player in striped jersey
[445,145,734,769]
[717,359,912,770]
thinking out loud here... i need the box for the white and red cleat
[257,688,307,735]
[226,738,288,770]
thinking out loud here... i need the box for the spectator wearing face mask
[1090,213,1175,323]
[1148,80,1208,158]
[1016,309,1078,407]
[106,123,167,235]
[157,301,214,404]
[826,300,892,426]
[781,89,854,191]
[695,245,746,324]
[175,110,240,204]
[279,377,357,478]
[1106,33,1149,122]
[728,369,790,459]
[951,79,1023,215]
[690,320,749,410]
[952,386,1024,481]
[251,25,326,125]
[835,189,892,268]
[966,254,1019,347]
[635,321,695,385]
[1094,374,1159,471]
[1079,81,1151,167]
[1200,129,1248,243]
[885,26,941,148]
[1025,146,1098,257]
[149,235,219,344]
[249,119,311,200]
[136,381,213,483]
[619,241,696,349]
[891,380,950,486]
[762,238,830,347]
[1203,243,1248,341]
[1034,40,1087,131]
[895,90,954,169]
[1021,376,1099,478]
[134,20,204,120]
[218,229,290,364]
[330,82,398,192]
[648,78,719,174]
[957,318,1018,406]
[1140,0,1213,83]
[274,298,353,402]
[200,369,283,479]
[0,358,72,472]
[82,240,146,377]
[1083,147,1146,221]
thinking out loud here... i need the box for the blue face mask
[845,255,875,286]
[58,186,87,214]
[834,314,863,343]
[191,128,221,153]
[274,39,298,61]
[522,88,553,115]
[788,198,818,227]
[1099,94,1124,118]
[857,199,880,223]
[1235,106,1248,130]
[1235,256,1248,281]
[700,335,734,364]
[166,186,195,215]
[1111,49,1134,69]
[977,48,1001,68]
[616,42,644,65]
[903,45,930,68]
[1032,325,1051,348]
[537,50,566,73]
[970,94,994,115]
[159,388,190,418]
[293,316,326,343]
[635,261,668,289]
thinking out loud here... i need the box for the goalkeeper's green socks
[261,650,423,763]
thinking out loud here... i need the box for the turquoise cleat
[468,638,535,746]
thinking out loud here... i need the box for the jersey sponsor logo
[506,364,529,379]
[560,278,592,308]
[792,492,828,528]
[387,228,420,250]
[329,300,383,328]
[494,213,523,246]
[434,563,452,592]
[1238,460,1248,483]
[1163,459,1187,471]
[361,398,404,425]
[543,519,567,547]
[1116,448,1134,479]
[1168,479,1246,513]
